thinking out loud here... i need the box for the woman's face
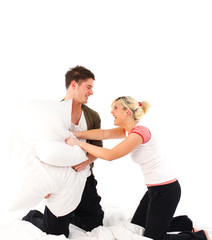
[111,101,128,126]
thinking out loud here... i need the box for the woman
[66,96,209,240]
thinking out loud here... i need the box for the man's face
[75,78,94,104]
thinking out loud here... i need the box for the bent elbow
[104,153,117,161]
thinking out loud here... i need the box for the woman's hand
[72,160,91,172]
[65,137,80,146]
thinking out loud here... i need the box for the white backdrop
[0,0,212,227]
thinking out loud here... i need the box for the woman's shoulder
[130,125,151,144]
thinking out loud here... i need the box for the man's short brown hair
[65,66,95,89]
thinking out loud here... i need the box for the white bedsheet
[0,205,212,240]
[0,207,212,240]
[0,207,147,240]
[0,220,147,240]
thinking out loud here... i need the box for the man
[23,66,104,237]
[63,65,104,231]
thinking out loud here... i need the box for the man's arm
[72,153,96,172]
[75,104,102,172]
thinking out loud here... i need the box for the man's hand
[72,159,90,172]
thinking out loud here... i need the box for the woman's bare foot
[192,228,210,240]
[203,230,210,240]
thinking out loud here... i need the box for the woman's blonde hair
[112,96,151,121]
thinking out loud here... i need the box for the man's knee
[81,210,104,231]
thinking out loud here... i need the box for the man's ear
[70,80,77,89]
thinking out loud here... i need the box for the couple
[23,66,209,240]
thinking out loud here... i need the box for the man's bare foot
[44,193,51,199]
[193,227,199,232]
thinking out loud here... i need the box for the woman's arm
[66,133,143,161]
[73,127,126,140]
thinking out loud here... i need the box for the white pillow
[8,99,90,215]
[15,100,72,143]
[33,141,87,167]
[9,148,90,216]
[14,100,87,166]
